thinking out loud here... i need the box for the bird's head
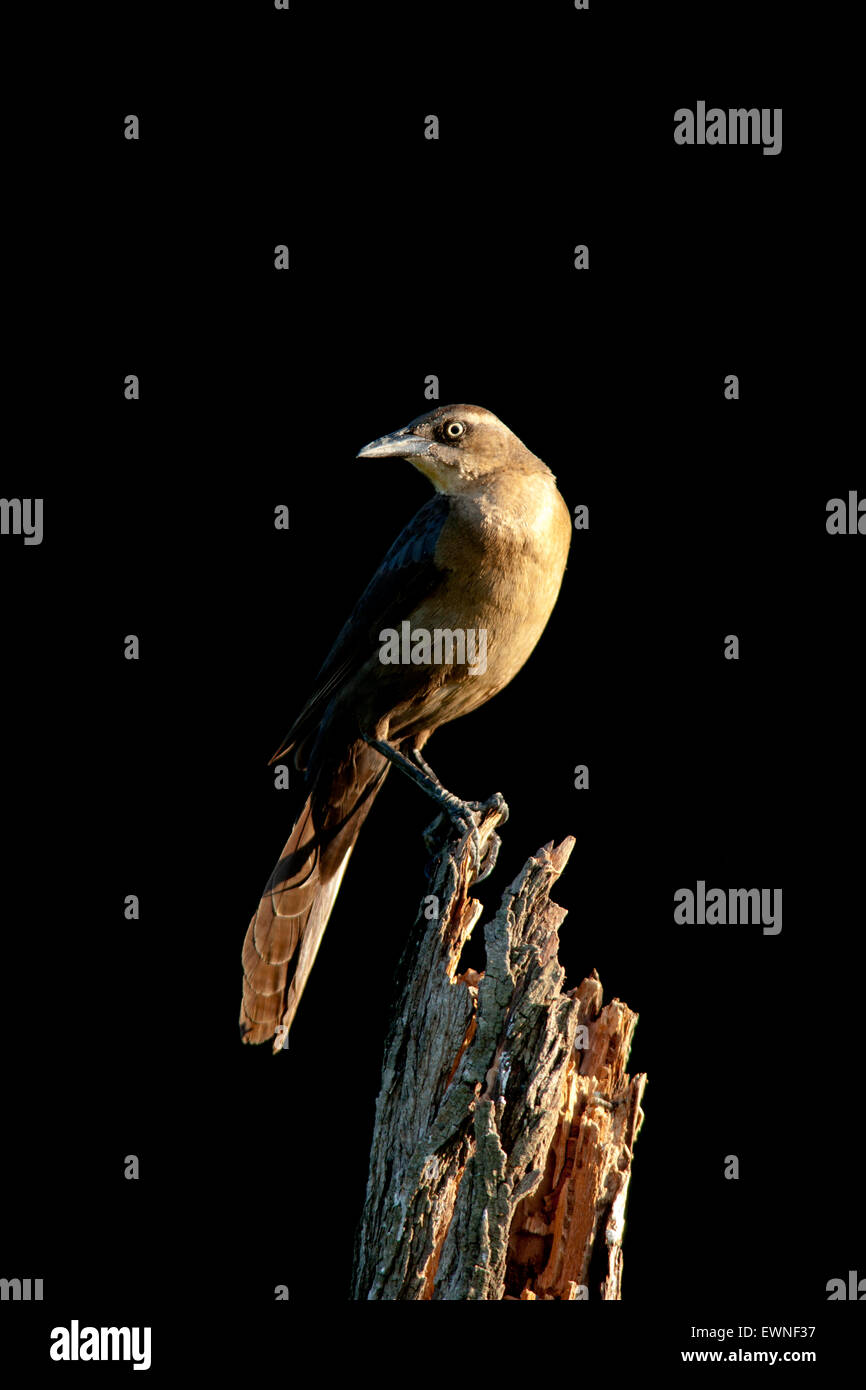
[356,404,542,493]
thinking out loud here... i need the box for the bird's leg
[409,747,442,785]
[410,748,499,869]
[412,750,509,876]
[411,746,509,871]
[411,748,509,830]
[364,737,480,868]
[363,736,506,881]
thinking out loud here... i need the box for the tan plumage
[239,405,571,1050]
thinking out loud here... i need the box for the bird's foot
[474,826,502,882]
[466,791,510,827]
[422,791,508,883]
[467,792,508,881]
[363,735,506,883]
[429,787,486,881]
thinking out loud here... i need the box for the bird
[239,403,572,1051]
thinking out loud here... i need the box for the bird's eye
[445,421,465,439]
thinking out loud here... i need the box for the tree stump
[352,804,647,1301]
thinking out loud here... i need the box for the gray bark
[352,805,646,1301]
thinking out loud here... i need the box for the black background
[2,0,862,1372]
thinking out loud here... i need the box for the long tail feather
[239,742,387,1051]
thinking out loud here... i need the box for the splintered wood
[351,808,646,1301]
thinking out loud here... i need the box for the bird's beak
[356,426,432,460]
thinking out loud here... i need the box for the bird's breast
[429,475,571,686]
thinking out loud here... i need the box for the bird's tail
[239,742,387,1052]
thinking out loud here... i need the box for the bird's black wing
[270,492,451,762]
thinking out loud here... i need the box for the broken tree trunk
[352,804,646,1301]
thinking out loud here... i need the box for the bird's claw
[475,830,502,881]
[449,793,509,883]
[457,815,484,883]
[467,791,510,827]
